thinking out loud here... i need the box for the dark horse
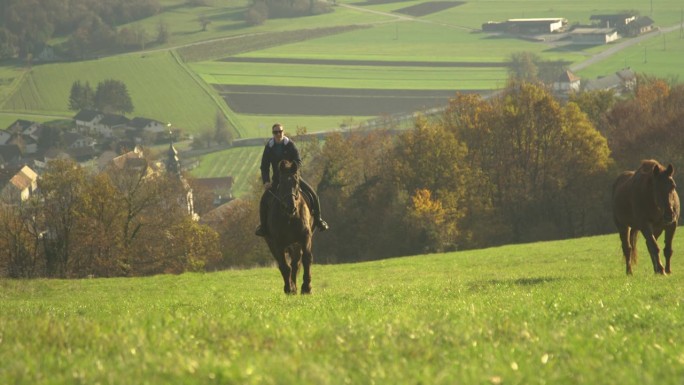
[612,160,680,275]
[264,160,315,294]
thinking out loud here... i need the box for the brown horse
[612,160,680,275]
[264,160,315,294]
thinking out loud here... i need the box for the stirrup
[316,219,329,232]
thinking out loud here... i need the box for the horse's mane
[279,159,299,176]
[638,159,665,174]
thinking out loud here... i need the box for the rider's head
[272,123,284,143]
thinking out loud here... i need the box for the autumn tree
[314,129,396,261]
[38,158,88,277]
[444,81,612,243]
[603,76,684,173]
[75,172,127,276]
[390,117,470,252]
[0,200,44,278]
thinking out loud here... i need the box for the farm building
[590,14,637,28]
[482,18,566,34]
[570,28,619,45]
[623,16,655,36]
[584,68,636,94]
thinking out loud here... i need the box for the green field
[577,29,684,81]
[190,145,264,197]
[1,51,227,135]
[2,0,683,137]
[2,233,684,384]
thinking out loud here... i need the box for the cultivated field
[190,145,264,197]
[2,0,684,197]
[2,233,683,384]
[2,0,683,137]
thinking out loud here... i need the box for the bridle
[271,173,300,215]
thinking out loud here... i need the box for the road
[570,24,684,72]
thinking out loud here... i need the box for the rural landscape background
[2,0,684,383]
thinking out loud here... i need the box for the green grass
[193,61,509,90]
[2,233,684,384]
[1,51,225,135]
[3,0,684,139]
[577,30,684,81]
[189,145,264,197]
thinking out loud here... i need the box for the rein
[268,174,300,212]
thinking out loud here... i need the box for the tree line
[2,76,683,276]
[0,0,163,60]
[218,76,684,266]
[69,79,134,114]
[0,0,334,60]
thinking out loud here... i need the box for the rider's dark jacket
[260,136,302,185]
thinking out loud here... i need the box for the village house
[192,176,234,206]
[96,113,130,138]
[0,145,23,167]
[584,68,637,95]
[0,164,39,204]
[0,129,10,145]
[129,117,167,134]
[7,119,43,139]
[553,69,581,95]
[73,110,104,135]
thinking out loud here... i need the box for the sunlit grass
[1,233,683,384]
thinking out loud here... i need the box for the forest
[0,0,331,60]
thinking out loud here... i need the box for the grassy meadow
[189,145,264,197]
[576,29,684,81]
[1,51,227,135]
[2,233,684,384]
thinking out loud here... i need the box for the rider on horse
[255,123,329,237]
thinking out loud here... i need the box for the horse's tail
[629,229,638,266]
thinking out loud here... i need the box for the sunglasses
[272,130,283,134]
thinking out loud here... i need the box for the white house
[129,117,167,134]
[96,113,130,138]
[74,110,104,134]
[63,132,96,149]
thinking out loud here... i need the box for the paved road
[570,24,684,72]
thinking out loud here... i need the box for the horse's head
[652,163,679,224]
[277,160,301,218]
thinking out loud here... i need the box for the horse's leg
[629,228,639,271]
[271,246,293,294]
[618,225,633,275]
[663,224,676,275]
[301,236,314,294]
[289,246,301,294]
[642,226,665,274]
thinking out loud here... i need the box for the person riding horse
[255,123,329,237]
